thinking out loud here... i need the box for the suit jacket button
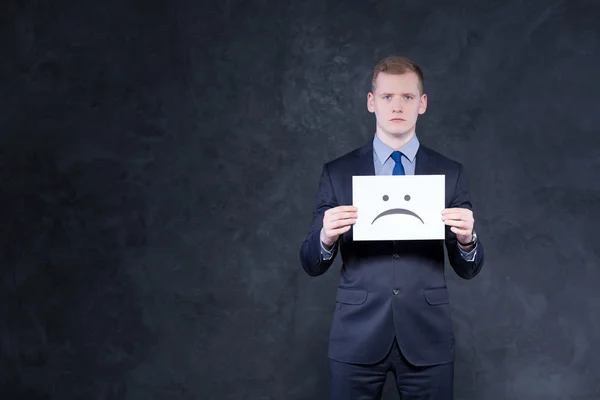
[393,253,400,259]
[393,289,400,295]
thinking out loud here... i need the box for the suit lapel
[340,141,374,205]
[353,141,375,176]
[415,145,452,207]
[415,145,434,175]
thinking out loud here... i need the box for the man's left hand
[441,208,474,244]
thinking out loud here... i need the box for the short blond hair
[371,56,424,94]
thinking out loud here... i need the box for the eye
[404,95,413,100]
[383,195,389,201]
[383,95,391,100]
[404,195,411,201]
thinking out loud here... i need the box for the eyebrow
[380,92,418,97]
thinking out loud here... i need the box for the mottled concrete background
[1,0,599,399]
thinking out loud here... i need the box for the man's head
[367,56,427,140]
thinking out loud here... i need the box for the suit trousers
[329,337,454,400]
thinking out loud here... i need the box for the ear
[367,92,375,113]
[418,93,427,115]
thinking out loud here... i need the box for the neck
[375,129,415,151]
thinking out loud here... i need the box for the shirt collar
[373,133,420,165]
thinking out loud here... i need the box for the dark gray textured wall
[1,0,599,399]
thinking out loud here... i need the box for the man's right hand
[320,206,358,249]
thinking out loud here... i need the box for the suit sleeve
[299,163,340,276]
[445,164,485,279]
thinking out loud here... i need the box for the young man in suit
[299,56,485,399]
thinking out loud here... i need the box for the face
[367,72,427,138]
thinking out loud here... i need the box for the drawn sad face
[352,175,445,241]
[371,192,424,225]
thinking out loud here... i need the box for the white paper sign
[352,175,445,241]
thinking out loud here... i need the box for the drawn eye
[383,195,389,201]
[404,195,411,201]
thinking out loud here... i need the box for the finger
[329,218,357,229]
[441,209,471,216]
[328,225,352,236]
[442,208,471,214]
[442,214,474,225]
[325,218,355,230]
[442,210,472,220]
[326,212,358,224]
[444,220,470,229]
[441,213,463,221]
[331,206,358,215]
[334,211,358,220]
[446,222,472,232]
[450,226,471,236]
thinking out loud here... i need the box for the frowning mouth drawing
[370,194,424,225]
[371,209,424,224]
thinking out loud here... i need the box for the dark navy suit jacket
[299,139,485,367]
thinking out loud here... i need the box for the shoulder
[323,142,370,171]
[419,144,464,172]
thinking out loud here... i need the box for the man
[299,56,485,399]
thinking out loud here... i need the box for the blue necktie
[391,151,405,175]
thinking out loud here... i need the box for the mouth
[390,118,405,122]
[371,208,424,225]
